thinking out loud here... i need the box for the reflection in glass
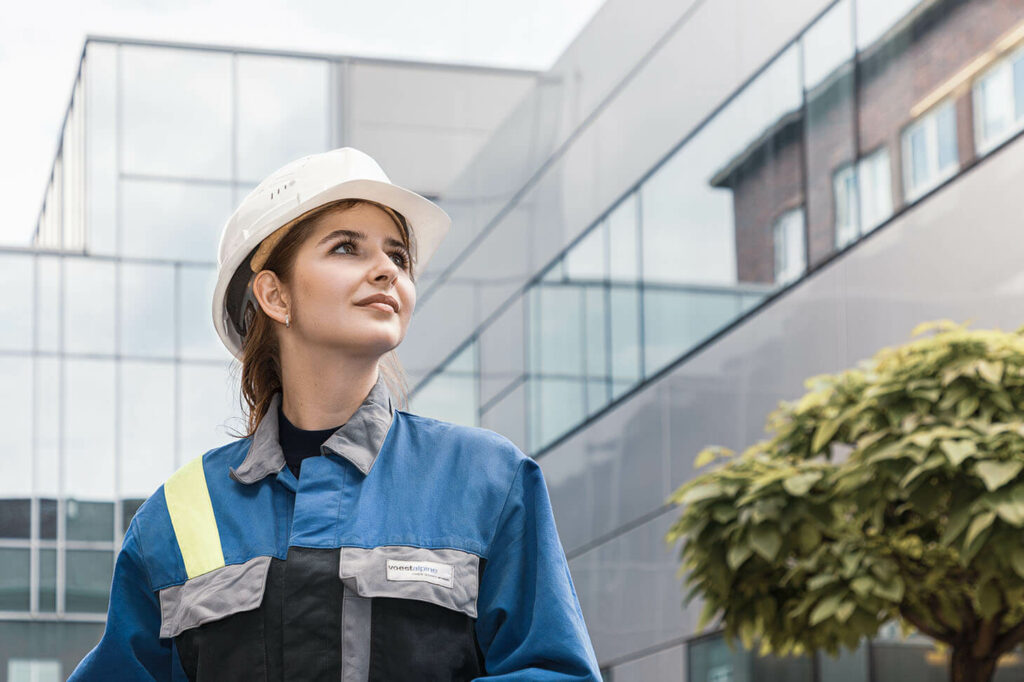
[64,359,116,501]
[0,500,30,539]
[478,299,525,408]
[120,178,232,262]
[773,208,806,285]
[236,55,330,182]
[120,263,175,358]
[901,99,958,202]
[120,361,175,499]
[0,356,33,499]
[408,342,478,427]
[64,258,116,355]
[0,548,30,611]
[65,550,114,613]
[972,44,1024,155]
[120,46,232,180]
[0,254,33,350]
[857,147,893,234]
[855,0,924,50]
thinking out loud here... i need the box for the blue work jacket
[68,374,601,681]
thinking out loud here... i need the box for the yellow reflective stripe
[164,455,225,579]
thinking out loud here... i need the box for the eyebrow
[317,229,408,252]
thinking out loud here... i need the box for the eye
[391,251,410,269]
[332,239,357,255]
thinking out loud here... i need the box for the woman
[69,147,601,681]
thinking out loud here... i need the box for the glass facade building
[0,36,535,679]
[9,0,1024,678]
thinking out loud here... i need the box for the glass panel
[178,362,243,463]
[0,254,33,350]
[904,120,930,199]
[609,286,641,400]
[120,361,175,499]
[120,262,175,358]
[608,194,639,280]
[478,299,525,408]
[819,641,870,682]
[975,64,1012,148]
[119,178,232,263]
[0,500,30,539]
[236,54,330,183]
[85,41,117,256]
[1014,52,1024,121]
[8,659,62,682]
[64,258,116,355]
[34,358,60,501]
[36,256,60,353]
[640,45,796,377]
[0,356,32,501]
[120,46,232,180]
[688,634,751,682]
[65,549,114,613]
[834,164,858,248]
[0,548,30,611]
[855,0,924,49]
[180,265,227,361]
[858,147,893,232]
[66,500,114,543]
[802,0,857,266]
[564,220,607,281]
[122,498,145,532]
[39,499,57,541]
[584,285,609,418]
[408,343,478,427]
[936,101,958,171]
[773,208,806,285]
[65,358,116,503]
[39,548,57,612]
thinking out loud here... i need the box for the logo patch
[386,559,454,588]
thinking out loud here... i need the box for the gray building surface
[6,0,1024,679]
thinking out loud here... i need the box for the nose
[370,247,400,283]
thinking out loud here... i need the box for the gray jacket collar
[230,374,395,484]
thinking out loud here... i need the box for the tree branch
[993,620,1024,657]
[900,605,955,645]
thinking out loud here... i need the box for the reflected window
[66,549,114,613]
[409,342,478,427]
[66,500,114,542]
[0,500,30,539]
[834,164,859,249]
[973,44,1024,155]
[39,548,56,612]
[859,147,893,233]
[901,99,958,202]
[773,207,806,286]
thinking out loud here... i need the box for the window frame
[900,98,959,203]
[772,206,807,287]
[972,42,1024,156]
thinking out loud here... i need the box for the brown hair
[226,198,417,439]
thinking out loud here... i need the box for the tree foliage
[666,321,1024,679]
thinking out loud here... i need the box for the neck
[278,343,382,431]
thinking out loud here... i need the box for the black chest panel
[173,547,487,681]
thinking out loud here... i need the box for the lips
[355,293,399,313]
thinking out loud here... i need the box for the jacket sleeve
[68,520,182,681]
[474,455,602,680]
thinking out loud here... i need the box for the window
[834,164,859,249]
[973,44,1024,155]
[773,207,806,286]
[901,99,958,202]
[835,148,894,249]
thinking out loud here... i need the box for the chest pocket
[339,546,486,681]
[158,556,272,682]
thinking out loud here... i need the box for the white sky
[0,0,605,247]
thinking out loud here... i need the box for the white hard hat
[212,146,451,360]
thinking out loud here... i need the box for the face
[281,202,416,358]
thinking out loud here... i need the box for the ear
[251,270,290,326]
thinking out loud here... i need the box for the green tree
[666,321,1024,682]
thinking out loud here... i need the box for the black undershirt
[277,401,345,478]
